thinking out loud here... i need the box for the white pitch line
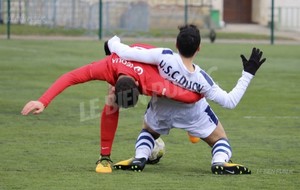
[243,116,299,119]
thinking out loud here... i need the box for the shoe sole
[131,165,144,172]
[113,164,144,172]
[114,158,146,172]
[95,169,112,173]
[211,165,251,175]
[113,158,134,170]
[113,164,131,170]
[95,164,112,173]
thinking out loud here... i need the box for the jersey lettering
[159,60,166,68]
[159,59,203,93]
[171,71,179,79]
[112,58,143,75]
[178,76,203,92]
[112,58,133,68]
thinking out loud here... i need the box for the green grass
[0,24,89,36]
[0,24,292,40]
[0,39,299,190]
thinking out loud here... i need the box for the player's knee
[203,123,227,147]
[142,123,160,139]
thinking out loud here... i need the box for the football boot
[211,161,251,175]
[95,155,113,173]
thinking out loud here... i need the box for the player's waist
[150,97,206,108]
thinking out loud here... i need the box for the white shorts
[144,97,218,139]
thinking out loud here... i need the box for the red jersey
[38,47,203,107]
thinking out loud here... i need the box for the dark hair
[115,76,140,108]
[176,24,201,58]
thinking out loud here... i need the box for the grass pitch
[0,39,299,190]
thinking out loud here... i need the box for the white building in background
[2,0,299,32]
[106,0,300,30]
[208,0,300,30]
[252,0,300,30]
[139,0,300,30]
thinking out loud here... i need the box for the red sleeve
[38,64,98,107]
[131,43,156,49]
[164,81,204,103]
[145,79,203,103]
[89,56,116,83]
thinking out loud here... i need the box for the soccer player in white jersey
[108,24,266,174]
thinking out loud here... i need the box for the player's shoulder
[198,68,214,86]
[131,43,156,49]
[161,48,174,55]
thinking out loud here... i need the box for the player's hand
[241,47,266,75]
[105,84,117,106]
[104,41,111,55]
[21,101,45,115]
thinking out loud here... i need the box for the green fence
[0,0,215,40]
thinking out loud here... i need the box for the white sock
[211,138,232,164]
[135,129,155,159]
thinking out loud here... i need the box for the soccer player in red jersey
[21,43,203,173]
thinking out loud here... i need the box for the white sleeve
[204,71,254,109]
[107,35,165,65]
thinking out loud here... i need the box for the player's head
[115,76,140,108]
[176,24,201,58]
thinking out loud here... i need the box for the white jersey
[108,36,254,109]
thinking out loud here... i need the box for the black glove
[241,47,266,75]
[104,41,111,55]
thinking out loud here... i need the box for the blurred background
[0,0,299,43]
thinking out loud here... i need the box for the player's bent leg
[131,124,161,171]
[114,124,161,172]
[211,138,251,174]
[114,137,165,170]
[203,121,227,147]
[204,122,251,175]
[119,126,159,172]
[95,155,113,173]
[131,128,156,172]
[211,139,251,175]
